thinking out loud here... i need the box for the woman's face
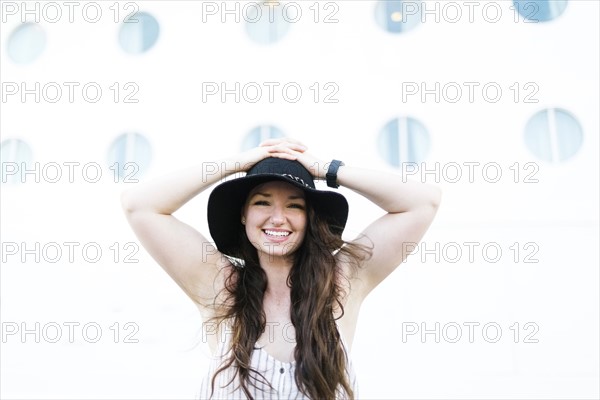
[243,180,307,263]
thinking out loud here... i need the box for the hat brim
[207,173,348,258]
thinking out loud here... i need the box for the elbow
[430,186,442,209]
[120,188,168,216]
[120,188,138,215]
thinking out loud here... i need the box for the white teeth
[264,230,290,237]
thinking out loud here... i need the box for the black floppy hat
[207,157,348,258]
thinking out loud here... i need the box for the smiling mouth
[263,230,291,237]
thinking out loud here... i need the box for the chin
[258,243,302,260]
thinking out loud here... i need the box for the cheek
[244,209,262,225]
[295,215,308,232]
[243,212,267,237]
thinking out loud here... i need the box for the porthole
[242,125,285,150]
[377,117,431,166]
[107,133,153,181]
[524,108,583,163]
[245,3,291,44]
[7,23,46,64]
[512,0,568,22]
[374,0,422,34]
[118,12,160,54]
[1,139,34,185]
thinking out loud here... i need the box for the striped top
[198,333,358,399]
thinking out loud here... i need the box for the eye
[253,200,269,206]
[288,203,305,210]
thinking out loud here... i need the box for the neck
[258,253,293,297]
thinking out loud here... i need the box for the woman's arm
[335,164,442,294]
[120,159,241,305]
[120,143,307,305]
[260,138,442,298]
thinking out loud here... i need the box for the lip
[262,229,292,243]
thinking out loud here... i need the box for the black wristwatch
[326,160,344,188]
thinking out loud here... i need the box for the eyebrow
[252,192,305,200]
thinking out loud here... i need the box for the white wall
[1,1,598,399]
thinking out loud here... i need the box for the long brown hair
[209,200,371,399]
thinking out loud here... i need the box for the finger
[259,139,306,150]
[262,145,305,158]
[267,151,298,161]
[265,145,298,156]
[267,144,304,156]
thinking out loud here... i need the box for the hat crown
[247,158,315,189]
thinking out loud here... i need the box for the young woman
[121,138,441,399]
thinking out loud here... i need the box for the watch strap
[326,160,344,188]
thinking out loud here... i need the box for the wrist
[315,162,329,181]
[326,160,344,188]
[213,159,246,182]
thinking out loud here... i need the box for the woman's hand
[232,138,307,172]
[258,137,306,158]
[258,138,329,180]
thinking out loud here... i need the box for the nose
[270,206,286,225]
